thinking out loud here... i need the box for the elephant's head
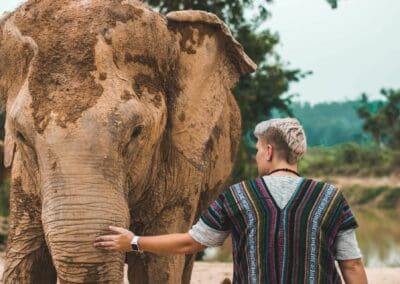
[0,0,255,282]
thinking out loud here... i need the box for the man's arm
[338,258,368,284]
[94,226,206,255]
[95,192,230,254]
[138,233,206,255]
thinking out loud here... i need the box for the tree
[0,111,4,140]
[285,100,371,146]
[357,89,400,149]
[326,0,339,9]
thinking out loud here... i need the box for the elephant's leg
[3,242,56,284]
[2,176,57,283]
[126,205,197,284]
[127,253,187,284]
[181,254,196,284]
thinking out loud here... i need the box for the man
[94,118,368,283]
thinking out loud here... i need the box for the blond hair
[254,118,307,164]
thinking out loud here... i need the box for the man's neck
[267,162,298,177]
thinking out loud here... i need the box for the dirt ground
[190,262,400,284]
[0,255,399,284]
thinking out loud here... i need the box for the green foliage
[284,101,370,146]
[0,111,4,140]
[343,185,400,210]
[326,0,338,9]
[357,89,400,149]
[146,0,339,26]
[0,179,9,217]
[230,142,258,183]
[357,187,387,205]
[299,143,396,177]
[145,0,273,29]
[343,185,387,205]
[378,188,400,209]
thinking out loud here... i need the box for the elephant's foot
[2,242,56,284]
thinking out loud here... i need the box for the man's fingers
[103,246,118,251]
[95,235,117,242]
[109,225,129,234]
[94,241,115,248]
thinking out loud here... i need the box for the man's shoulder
[227,177,341,194]
[228,177,263,189]
[305,178,342,196]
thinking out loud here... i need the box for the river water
[354,208,400,267]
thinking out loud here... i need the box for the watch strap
[131,235,141,252]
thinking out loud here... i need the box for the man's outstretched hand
[94,226,133,252]
[94,226,206,255]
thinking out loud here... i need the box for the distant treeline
[272,100,383,147]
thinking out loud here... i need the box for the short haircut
[254,118,307,164]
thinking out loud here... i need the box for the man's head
[253,118,307,175]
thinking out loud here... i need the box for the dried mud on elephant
[0,0,255,283]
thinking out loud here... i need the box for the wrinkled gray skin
[0,0,256,283]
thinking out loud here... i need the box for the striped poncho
[200,177,358,284]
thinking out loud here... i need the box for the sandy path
[1,258,399,283]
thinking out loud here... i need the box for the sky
[1,0,399,104]
[265,0,400,104]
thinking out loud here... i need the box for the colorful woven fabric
[200,177,358,284]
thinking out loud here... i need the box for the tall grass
[341,185,400,210]
[299,143,399,177]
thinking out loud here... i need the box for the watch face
[131,243,140,251]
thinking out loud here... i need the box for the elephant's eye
[16,129,35,153]
[16,130,29,145]
[131,125,143,139]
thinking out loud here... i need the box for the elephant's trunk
[41,174,130,283]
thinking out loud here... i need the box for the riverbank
[0,256,399,283]
[314,176,400,211]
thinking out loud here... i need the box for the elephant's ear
[0,12,10,109]
[0,13,15,168]
[167,10,256,169]
[0,14,36,167]
[3,119,15,168]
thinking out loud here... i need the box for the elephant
[0,0,256,283]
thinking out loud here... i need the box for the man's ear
[167,10,256,169]
[267,144,273,162]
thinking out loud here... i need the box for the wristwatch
[131,236,142,252]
